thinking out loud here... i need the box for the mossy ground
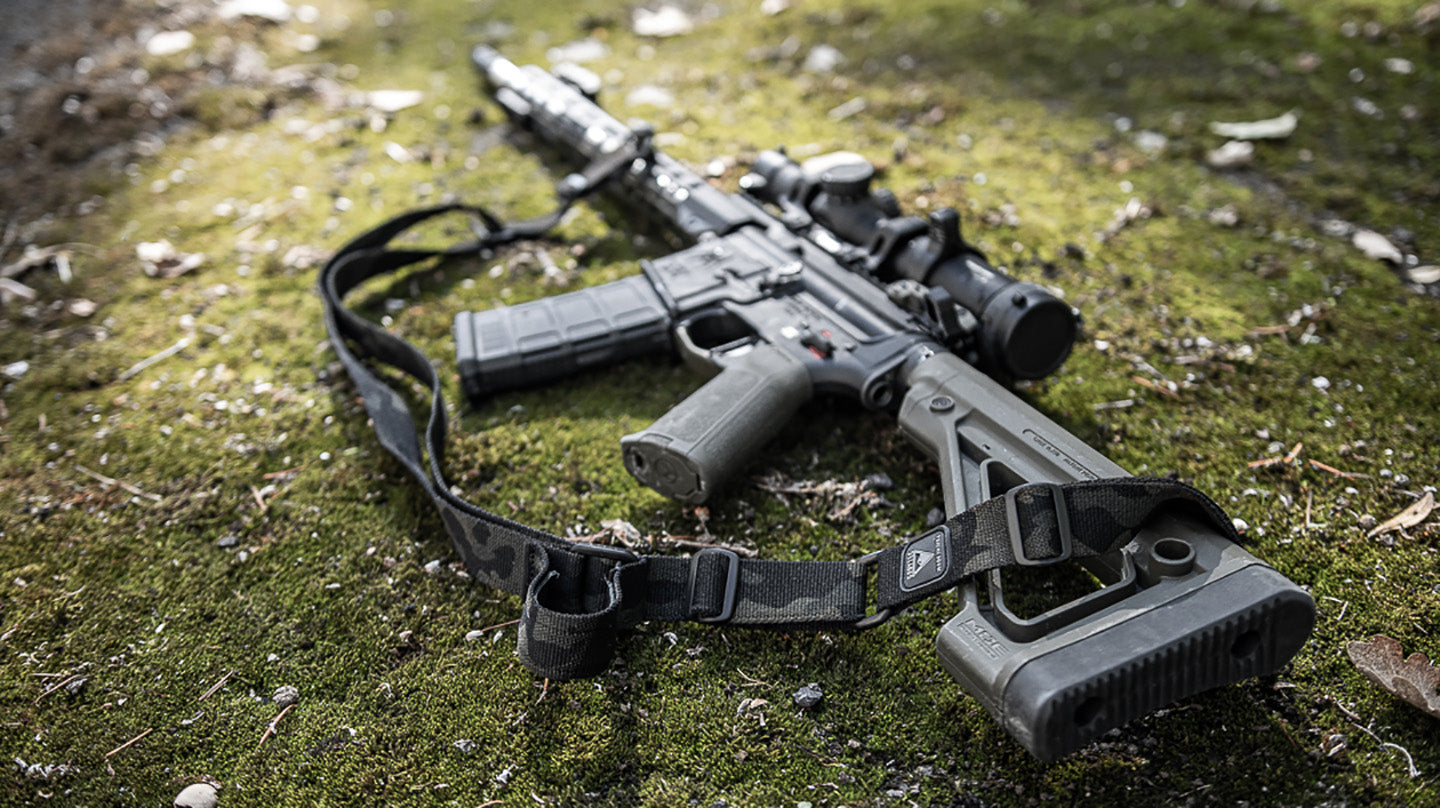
[2,0,1439,805]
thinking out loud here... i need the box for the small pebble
[173,783,218,808]
[1384,57,1414,74]
[217,0,291,22]
[863,472,895,491]
[625,85,675,109]
[146,31,196,57]
[1207,205,1240,227]
[632,5,694,37]
[272,685,300,707]
[925,508,946,529]
[793,682,823,709]
[803,44,844,74]
[1407,266,1440,284]
[1352,229,1402,263]
[1132,130,1167,155]
[366,90,424,113]
[545,38,610,64]
[1205,140,1254,168]
[215,535,240,549]
[1208,111,1297,140]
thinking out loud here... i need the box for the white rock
[272,685,300,706]
[1206,140,1254,168]
[137,240,205,279]
[366,90,424,113]
[173,783,218,808]
[545,39,610,64]
[383,141,413,163]
[827,96,866,121]
[1352,229,1402,263]
[217,0,292,22]
[1406,265,1440,284]
[1208,111,1298,140]
[1384,57,1414,74]
[760,0,790,14]
[1133,130,1168,155]
[632,5,694,37]
[803,44,845,74]
[1312,376,1331,391]
[146,31,196,57]
[136,240,177,264]
[625,85,674,108]
[4,360,29,379]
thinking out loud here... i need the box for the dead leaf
[2,244,71,278]
[1366,491,1435,538]
[136,240,205,279]
[1353,229,1404,264]
[1208,111,1298,140]
[1347,635,1440,719]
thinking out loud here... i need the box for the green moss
[3,0,1440,805]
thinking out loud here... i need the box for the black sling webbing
[316,141,1243,680]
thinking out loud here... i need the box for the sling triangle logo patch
[899,526,949,592]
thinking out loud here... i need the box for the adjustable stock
[898,353,1315,760]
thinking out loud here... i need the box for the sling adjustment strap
[316,131,1243,681]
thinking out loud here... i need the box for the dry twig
[257,703,295,749]
[105,727,154,758]
[1130,374,1180,400]
[74,464,163,503]
[33,673,83,704]
[198,670,234,702]
[116,336,190,382]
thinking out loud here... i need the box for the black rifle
[318,47,1315,761]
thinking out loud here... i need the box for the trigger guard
[674,315,758,378]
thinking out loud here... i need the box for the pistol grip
[453,274,673,401]
[621,343,811,504]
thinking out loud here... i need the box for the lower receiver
[899,351,1315,761]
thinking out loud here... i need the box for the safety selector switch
[800,328,836,358]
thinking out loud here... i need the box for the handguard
[899,352,1315,760]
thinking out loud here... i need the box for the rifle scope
[746,150,1076,380]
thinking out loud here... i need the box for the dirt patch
[0,1,306,241]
